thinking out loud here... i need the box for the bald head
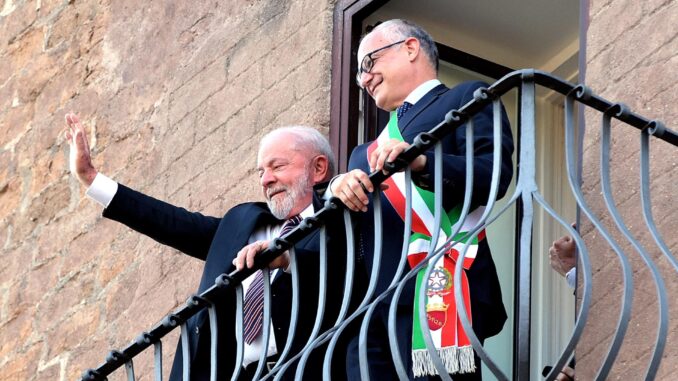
[356,19,439,110]
[368,19,439,73]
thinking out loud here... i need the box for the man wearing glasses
[331,19,514,380]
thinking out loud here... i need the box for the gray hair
[371,19,439,73]
[260,126,336,179]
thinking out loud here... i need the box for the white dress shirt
[565,267,576,289]
[86,173,314,366]
[402,79,442,106]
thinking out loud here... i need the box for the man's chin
[267,200,291,220]
[373,95,392,111]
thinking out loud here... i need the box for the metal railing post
[514,71,537,380]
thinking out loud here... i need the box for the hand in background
[64,112,98,187]
[549,233,576,277]
[555,365,575,381]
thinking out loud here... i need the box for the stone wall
[578,0,677,379]
[0,0,335,379]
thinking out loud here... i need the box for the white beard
[266,174,311,219]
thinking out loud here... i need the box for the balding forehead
[357,31,384,60]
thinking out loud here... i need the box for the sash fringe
[412,346,476,377]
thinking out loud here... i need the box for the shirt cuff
[85,173,118,208]
[283,261,292,274]
[322,174,344,199]
[565,267,576,289]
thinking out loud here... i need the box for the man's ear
[404,37,420,62]
[311,155,329,183]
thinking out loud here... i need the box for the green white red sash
[367,112,486,376]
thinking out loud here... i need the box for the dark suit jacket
[347,81,514,372]
[103,184,343,380]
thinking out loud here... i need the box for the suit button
[195,327,199,335]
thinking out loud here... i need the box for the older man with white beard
[64,113,345,380]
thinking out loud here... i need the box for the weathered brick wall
[0,0,335,379]
[578,0,677,379]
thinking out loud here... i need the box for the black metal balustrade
[79,69,677,381]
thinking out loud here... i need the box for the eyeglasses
[355,39,406,88]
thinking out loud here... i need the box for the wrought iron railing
[79,70,677,381]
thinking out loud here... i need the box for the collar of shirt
[403,79,442,106]
[299,202,314,219]
[260,202,315,240]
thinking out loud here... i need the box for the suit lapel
[398,84,449,135]
[233,204,280,253]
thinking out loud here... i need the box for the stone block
[271,85,332,130]
[222,10,296,82]
[63,337,107,381]
[589,0,614,18]
[158,111,197,173]
[0,104,34,153]
[102,267,140,323]
[63,220,115,277]
[29,150,68,196]
[35,270,95,332]
[180,162,234,212]
[0,342,41,381]
[44,3,78,51]
[46,302,101,359]
[122,257,191,333]
[195,59,265,142]
[0,244,33,290]
[22,255,62,309]
[22,180,71,230]
[587,0,642,62]
[657,349,678,379]
[3,26,45,97]
[32,60,86,134]
[168,57,228,127]
[96,122,154,183]
[0,1,39,49]
[0,175,22,220]
[0,76,16,120]
[290,49,331,102]
[36,357,62,381]
[0,306,36,361]
[261,20,326,92]
[95,231,140,287]
[36,0,69,19]
[587,1,677,89]
[164,126,230,195]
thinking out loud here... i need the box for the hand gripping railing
[80,69,677,381]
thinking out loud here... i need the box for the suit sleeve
[412,81,514,206]
[102,183,221,260]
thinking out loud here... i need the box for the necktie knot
[279,214,302,237]
[396,101,413,121]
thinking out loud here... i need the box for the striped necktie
[242,215,302,344]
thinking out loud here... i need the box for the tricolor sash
[367,112,486,376]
